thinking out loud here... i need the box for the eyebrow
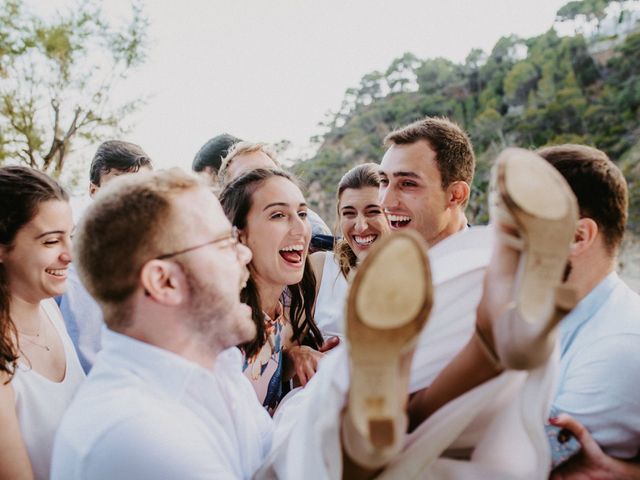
[35,230,66,239]
[341,204,381,211]
[263,202,308,211]
[387,171,422,179]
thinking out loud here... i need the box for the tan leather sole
[491,148,579,369]
[346,230,433,453]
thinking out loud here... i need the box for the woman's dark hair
[0,166,68,379]
[335,163,382,278]
[219,168,323,357]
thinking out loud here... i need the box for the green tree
[504,61,539,105]
[0,0,147,177]
[385,52,421,93]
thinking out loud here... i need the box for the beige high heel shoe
[343,230,433,467]
[482,148,579,370]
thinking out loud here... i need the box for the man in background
[59,140,153,372]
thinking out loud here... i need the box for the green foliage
[298,4,640,231]
[0,0,148,178]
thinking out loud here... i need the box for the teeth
[46,269,66,277]
[387,214,411,222]
[353,235,376,246]
[280,244,304,252]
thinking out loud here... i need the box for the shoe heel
[492,148,578,370]
[345,230,432,462]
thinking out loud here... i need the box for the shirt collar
[559,271,621,354]
[100,328,244,399]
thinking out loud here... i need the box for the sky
[42,0,572,172]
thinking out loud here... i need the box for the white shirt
[261,225,556,479]
[409,225,494,391]
[12,299,85,480]
[51,329,273,480]
[314,252,349,340]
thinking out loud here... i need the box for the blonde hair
[219,141,280,185]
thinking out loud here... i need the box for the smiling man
[377,118,497,419]
[379,117,475,246]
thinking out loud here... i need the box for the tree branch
[42,98,61,170]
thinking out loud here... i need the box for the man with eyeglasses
[51,168,269,478]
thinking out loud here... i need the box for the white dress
[259,226,558,479]
[314,252,349,340]
[12,298,85,480]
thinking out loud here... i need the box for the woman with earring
[220,168,326,412]
[0,166,85,480]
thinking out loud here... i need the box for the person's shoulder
[309,251,328,280]
[0,372,15,409]
[587,278,640,335]
[309,251,328,270]
[569,330,640,378]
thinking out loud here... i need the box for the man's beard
[178,259,232,345]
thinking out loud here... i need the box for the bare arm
[0,374,34,480]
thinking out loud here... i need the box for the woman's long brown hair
[0,166,68,381]
[220,168,323,358]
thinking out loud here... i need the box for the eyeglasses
[155,226,240,260]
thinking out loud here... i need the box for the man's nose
[237,242,252,265]
[379,185,397,209]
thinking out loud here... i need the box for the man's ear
[89,183,99,198]
[570,217,598,258]
[447,181,470,208]
[139,260,185,306]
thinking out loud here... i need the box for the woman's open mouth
[279,244,304,265]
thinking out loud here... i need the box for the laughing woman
[0,166,85,480]
[220,169,325,412]
[310,163,390,339]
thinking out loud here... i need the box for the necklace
[17,315,51,352]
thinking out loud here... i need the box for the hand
[319,335,340,353]
[550,414,640,480]
[284,345,324,387]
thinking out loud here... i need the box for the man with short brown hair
[537,144,640,462]
[60,140,154,372]
[52,169,268,479]
[380,116,475,245]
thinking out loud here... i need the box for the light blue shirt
[58,265,103,373]
[552,272,640,458]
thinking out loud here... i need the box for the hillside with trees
[294,0,640,234]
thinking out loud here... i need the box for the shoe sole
[492,148,578,369]
[346,230,433,449]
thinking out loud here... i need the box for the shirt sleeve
[552,334,640,458]
[81,411,239,480]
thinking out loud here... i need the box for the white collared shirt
[51,329,273,479]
